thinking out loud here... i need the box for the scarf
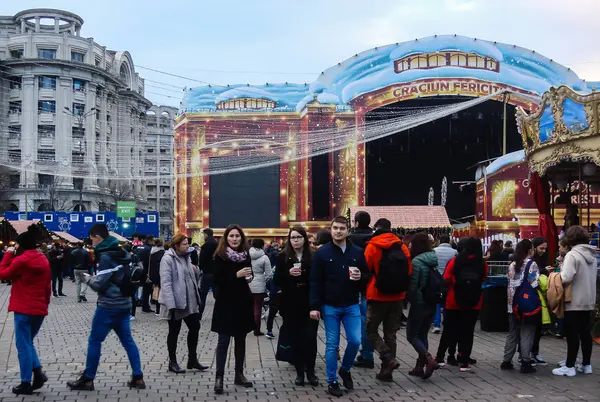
[226,247,248,263]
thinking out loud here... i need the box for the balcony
[159,166,171,174]
[38,113,56,124]
[145,166,157,172]
[9,113,21,124]
[73,91,86,103]
[146,179,157,185]
[95,120,101,131]
[39,137,54,148]
[8,138,20,148]
[160,192,171,199]
[147,192,157,199]
[9,88,21,100]
[38,88,56,99]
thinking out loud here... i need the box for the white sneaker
[432,327,442,334]
[130,316,136,321]
[577,365,593,374]
[552,366,576,377]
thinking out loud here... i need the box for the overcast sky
[5,0,600,107]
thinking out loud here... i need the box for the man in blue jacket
[310,216,371,397]
[67,224,145,391]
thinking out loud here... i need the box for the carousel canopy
[349,206,451,229]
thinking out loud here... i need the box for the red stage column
[299,115,310,222]
[355,110,367,206]
[280,161,289,228]
[329,151,335,218]
[200,150,210,228]
[175,123,189,234]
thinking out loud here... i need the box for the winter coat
[0,250,51,316]
[434,243,458,274]
[48,248,63,271]
[349,228,373,250]
[537,274,551,325]
[149,246,165,286]
[199,236,218,276]
[274,251,311,319]
[547,271,571,319]
[364,232,412,302]
[158,248,201,311]
[561,244,597,311]
[443,255,487,310]
[71,247,91,271]
[135,243,152,280]
[407,251,438,305]
[211,253,255,335]
[249,247,272,294]
[309,241,371,310]
[86,236,133,310]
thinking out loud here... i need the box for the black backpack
[453,258,484,307]
[111,253,144,297]
[374,243,410,294]
[422,267,446,306]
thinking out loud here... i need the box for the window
[9,77,21,89]
[9,101,21,113]
[72,127,84,138]
[94,57,101,67]
[148,215,157,223]
[10,175,20,189]
[71,52,85,62]
[96,214,105,222]
[73,79,85,91]
[72,152,84,165]
[147,148,154,153]
[44,214,53,222]
[73,103,85,116]
[9,126,20,139]
[38,49,56,59]
[38,125,55,138]
[70,214,79,222]
[38,174,54,186]
[95,109,101,119]
[73,178,84,190]
[84,216,93,223]
[38,101,56,113]
[37,150,55,162]
[38,76,56,89]
[10,49,23,59]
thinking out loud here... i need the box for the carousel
[518,85,600,340]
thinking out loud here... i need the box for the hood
[570,244,597,265]
[413,251,438,268]
[95,236,120,254]
[250,247,265,260]
[164,247,188,261]
[18,249,50,271]
[151,246,165,254]
[368,232,401,249]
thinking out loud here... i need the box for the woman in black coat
[211,224,255,395]
[274,226,319,387]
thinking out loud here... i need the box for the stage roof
[350,206,451,229]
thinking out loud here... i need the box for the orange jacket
[365,232,412,301]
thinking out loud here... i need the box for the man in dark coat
[135,235,154,313]
[199,228,218,319]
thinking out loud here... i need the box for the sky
[5,0,600,108]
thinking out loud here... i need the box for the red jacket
[365,233,412,302]
[0,250,51,316]
[443,256,487,310]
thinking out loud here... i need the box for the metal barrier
[487,261,511,276]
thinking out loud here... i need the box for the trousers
[366,300,403,359]
[215,333,247,376]
[167,313,201,361]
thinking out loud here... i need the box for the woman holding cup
[211,224,256,394]
[274,226,319,386]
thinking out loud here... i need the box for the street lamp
[63,106,96,211]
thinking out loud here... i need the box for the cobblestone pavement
[0,281,598,401]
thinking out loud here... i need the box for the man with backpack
[71,242,92,302]
[364,218,411,381]
[432,235,458,333]
[67,224,145,391]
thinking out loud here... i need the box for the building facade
[143,105,176,238]
[0,8,152,213]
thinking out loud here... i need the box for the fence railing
[487,261,511,276]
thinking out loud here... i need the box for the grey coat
[249,247,272,294]
[158,248,201,312]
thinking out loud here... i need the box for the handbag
[512,260,541,323]
[152,285,160,301]
[275,321,294,362]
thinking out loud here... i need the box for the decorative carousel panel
[562,98,589,134]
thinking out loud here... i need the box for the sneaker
[435,356,446,367]
[552,366,576,377]
[577,365,593,375]
[338,368,354,390]
[533,355,548,366]
[500,361,514,370]
[265,332,276,339]
[327,382,343,397]
[432,327,442,334]
[459,363,472,372]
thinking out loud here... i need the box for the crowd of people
[0,212,596,397]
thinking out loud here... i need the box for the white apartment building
[0,8,153,213]
[144,105,176,238]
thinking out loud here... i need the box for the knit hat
[15,224,41,250]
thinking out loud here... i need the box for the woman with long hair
[501,239,540,373]
[274,226,319,386]
[249,238,272,336]
[530,236,551,365]
[211,224,255,394]
[158,234,207,374]
[439,237,487,372]
[0,225,51,395]
[406,232,440,379]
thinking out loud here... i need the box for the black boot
[12,382,33,395]
[234,370,253,388]
[294,365,305,386]
[306,366,319,386]
[187,357,208,371]
[32,367,48,390]
[168,359,186,374]
[67,375,94,391]
[127,374,146,389]
[214,375,224,394]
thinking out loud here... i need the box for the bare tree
[34,175,71,211]
[0,174,13,213]
[94,180,138,212]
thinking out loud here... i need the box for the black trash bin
[480,275,509,332]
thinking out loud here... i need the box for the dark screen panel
[209,159,280,228]
[311,154,330,219]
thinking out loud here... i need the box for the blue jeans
[433,304,442,328]
[84,307,143,379]
[322,304,361,384]
[406,303,435,357]
[358,295,374,361]
[14,313,44,383]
